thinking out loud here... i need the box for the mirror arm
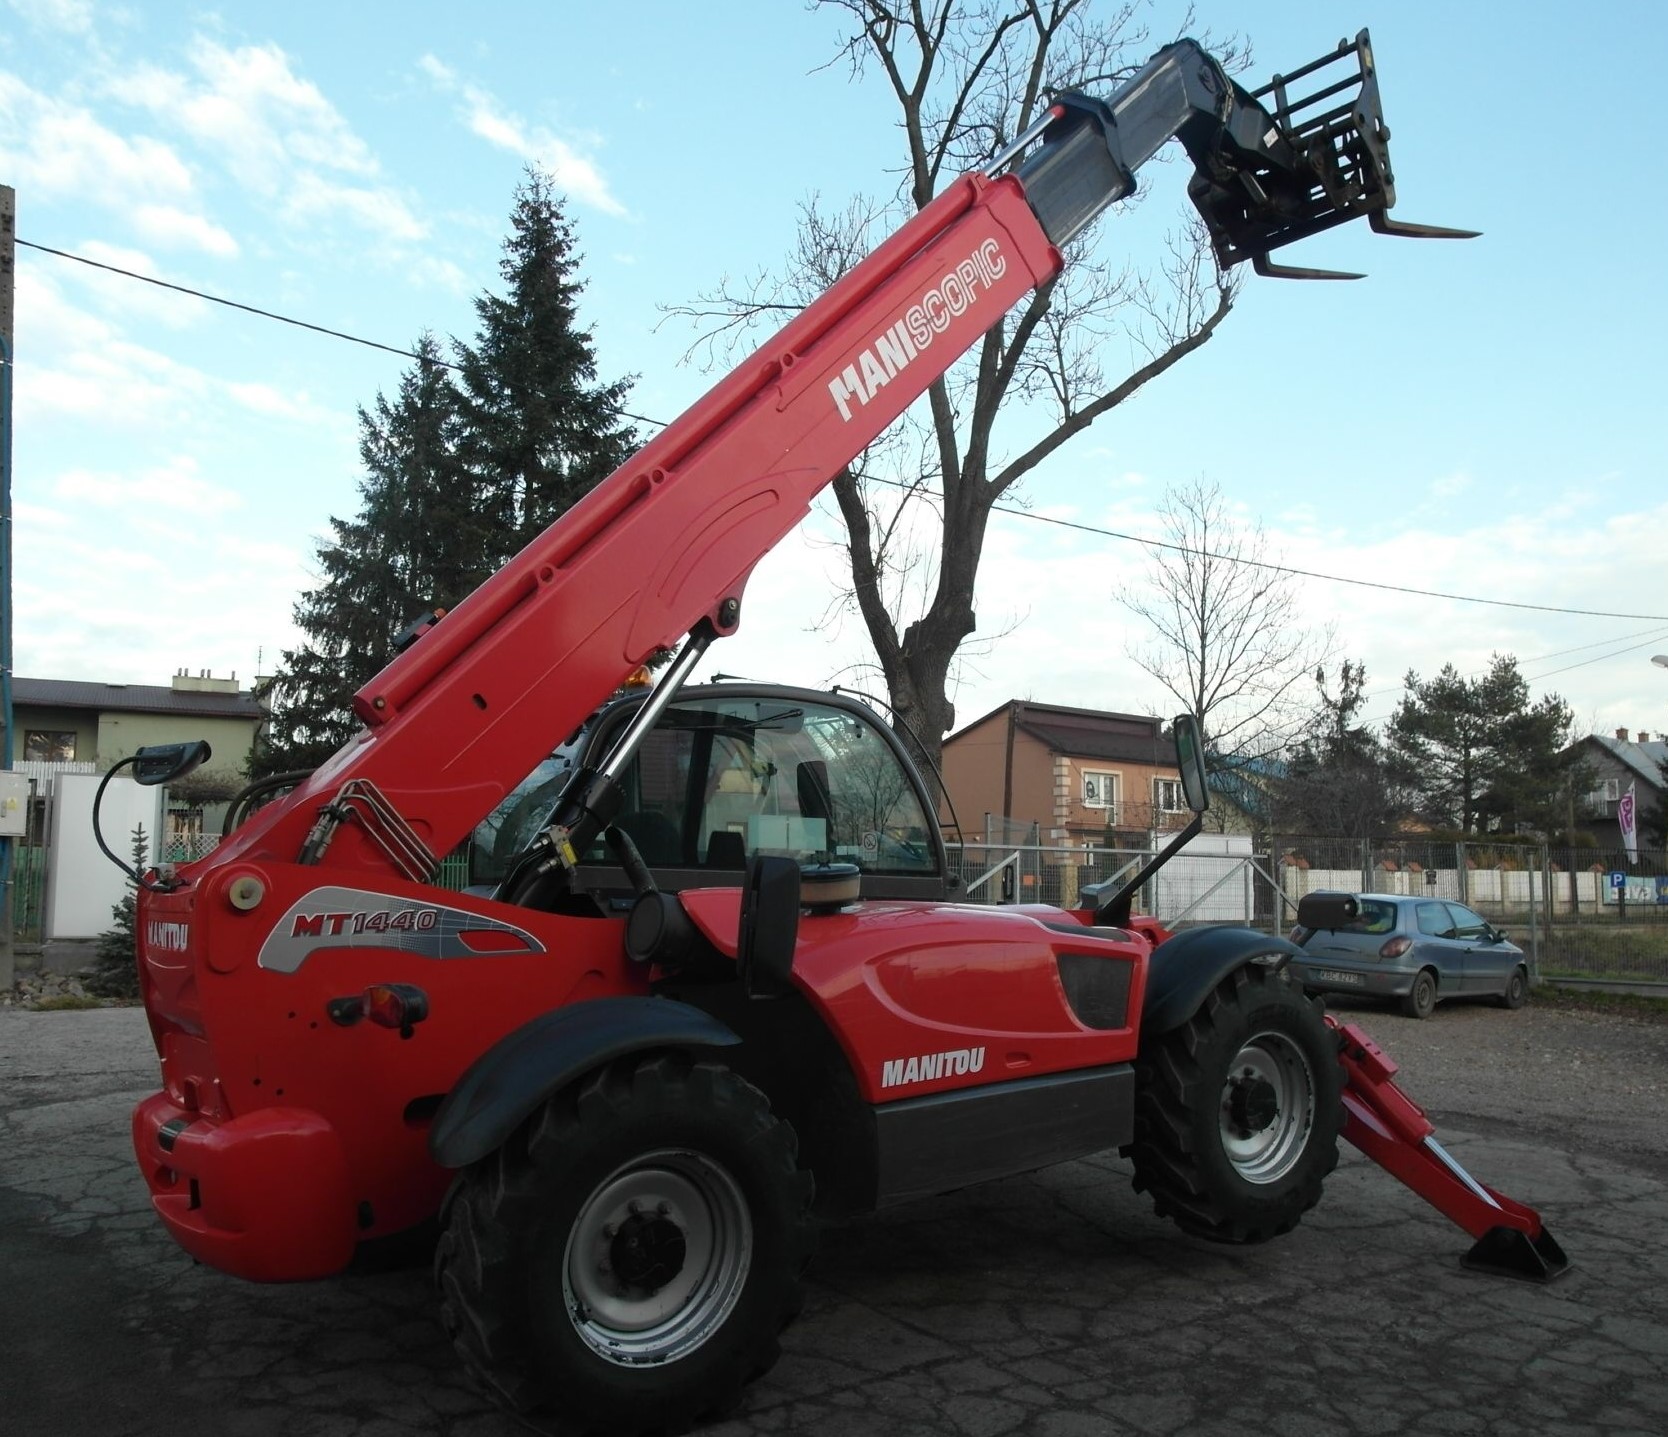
[1094,812,1203,928]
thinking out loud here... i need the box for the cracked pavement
[2,1002,1664,1436]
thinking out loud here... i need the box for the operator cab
[473,684,950,907]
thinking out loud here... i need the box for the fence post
[1527,847,1541,984]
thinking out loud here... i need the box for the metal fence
[13,821,1661,986]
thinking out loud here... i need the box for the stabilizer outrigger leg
[1328,1017,1571,1283]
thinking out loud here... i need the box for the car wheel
[1125,965,1341,1244]
[435,1054,815,1434]
[1499,966,1528,1010]
[1401,968,1438,1020]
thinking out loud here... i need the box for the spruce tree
[255,335,468,775]
[254,173,637,779]
[456,168,637,557]
[86,825,146,999]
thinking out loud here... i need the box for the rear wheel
[1402,968,1438,1020]
[1499,965,1528,1010]
[1125,965,1341,1244]
[435,1054,814,1435]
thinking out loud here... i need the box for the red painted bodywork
[134,866,1157,1280]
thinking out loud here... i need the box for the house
[11,670,266,777]
[939,700,1188,851]
[10,670,268,852]
[1563,726,1666,851]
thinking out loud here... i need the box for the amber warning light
[327,983,430,1039]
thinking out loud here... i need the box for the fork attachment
[1329,1018,1570,1282]
[1189,29,1478,278]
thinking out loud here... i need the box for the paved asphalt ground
[2,999,1664,1437]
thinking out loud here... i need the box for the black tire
[1499,966,1529,1010]
[435,1053,815,1435]
[1402,968,1438,1020]
[1125,964,1341,1245]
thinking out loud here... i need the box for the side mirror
[1295,890,1360,931]
[736,855,800,998]
[1171,714,1210,814]
[133,740,212,787]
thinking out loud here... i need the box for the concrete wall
[45,774,161,941]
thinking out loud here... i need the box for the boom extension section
[200,28,1470,883]
[1332,1018,1570,1282]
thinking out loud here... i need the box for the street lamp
[1654,655,1668,669]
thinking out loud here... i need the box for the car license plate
[1310,968,1364,987]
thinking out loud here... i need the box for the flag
[1619,781,1638,864]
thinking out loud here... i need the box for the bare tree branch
[664,1,1250,772]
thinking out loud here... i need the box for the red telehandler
[107,29,1563,1437]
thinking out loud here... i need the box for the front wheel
[1499,965,1528,1010]
[435,1054,814,1435]
[1125,964,1341,1244]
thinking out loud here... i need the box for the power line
[963,490,1668,622]
[24,236,1666,623]
[20,238,435,366]
[16,238,666,428]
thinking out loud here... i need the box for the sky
[4,0,1667,751]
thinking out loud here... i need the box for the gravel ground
[3,991,1666,1436]
[1320,990,1668,1177]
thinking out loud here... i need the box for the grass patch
[1531,986,1668,1023]
[29,994,106,1012]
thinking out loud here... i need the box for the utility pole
[2,182,15,993]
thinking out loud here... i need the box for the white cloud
[55,455,242,516]
[5,0,93,36]
[1429,469,1472,501]
[131,204,239,257]
[0,72,196,204]
[107,41,425,246]
[419,53,626,217]
[48,240,211,329]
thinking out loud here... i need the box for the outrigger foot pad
[1462,1224,1571,1283]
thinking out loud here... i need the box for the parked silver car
[1287,893,1529,1019]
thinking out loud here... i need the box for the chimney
[1640,732,1651,744]
[1616,728,1630,742]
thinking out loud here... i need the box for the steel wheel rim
[563,1149,752,1366]
[1218,1031,1316,1184]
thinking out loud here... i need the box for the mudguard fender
[428,996,740,1168]
[1142,926,1306,1035]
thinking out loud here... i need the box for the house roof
[947,700,1170,765]
[14,676,266,722]
[1574,734,1668,793]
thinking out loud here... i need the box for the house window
[1583,777,1620,816]
[1153,777,1183,813]
[24,730,76,762]
[1082,769,1120,813]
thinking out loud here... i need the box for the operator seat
[614,810,683,866]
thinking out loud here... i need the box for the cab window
[603,695,937,877]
